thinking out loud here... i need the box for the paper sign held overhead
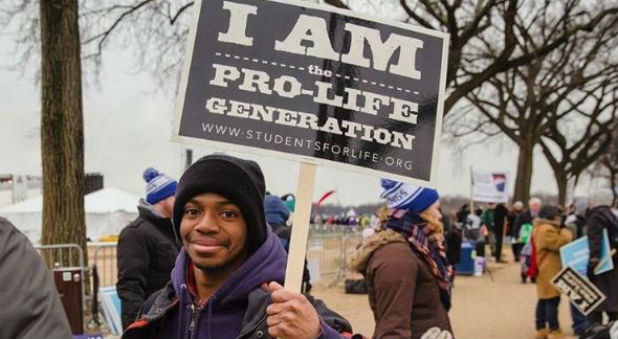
[471,170,509,203]
[172,0,449,186]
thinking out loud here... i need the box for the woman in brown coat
[351,180,453,339]
[532,205,573,339]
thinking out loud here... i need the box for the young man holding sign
[122,154,352,339]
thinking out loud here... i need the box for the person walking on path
[514,198,542,282]
[493,203,508,263]
[586,188,618,326]
[122,154,352,339]
[509,201,525,261]
[351,180,453,339]
[532,205,573,339]
[117,168,180,329]
[564,198,591,337]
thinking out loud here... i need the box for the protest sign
[552,266,606,316]
[172,0,449,186]
[471,170,509,203]
[560,229,614,276]
[173,0,449,291]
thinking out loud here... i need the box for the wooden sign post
[284,162,316,291]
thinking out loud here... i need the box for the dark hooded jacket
[0,217,72,339]
[587,205,618,312]
[117,199,180,328]
[264,194,312,293]
[122,231,352,339]
[264,195,291,250]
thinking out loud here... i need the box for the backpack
[526,228,548,278]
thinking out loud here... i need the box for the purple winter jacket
[122,231,352,339]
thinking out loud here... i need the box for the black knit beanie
[173,154,267,255]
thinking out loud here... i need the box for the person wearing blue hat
[351,179,453,339]
[116,167,181,329]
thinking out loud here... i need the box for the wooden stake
[284,161,317,292]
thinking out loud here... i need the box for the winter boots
[535,328,549,339]
[547,328,564,339]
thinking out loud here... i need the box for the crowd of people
[436,193,617,339]
[1,154,617,339]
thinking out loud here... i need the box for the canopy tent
[0,187,139,244]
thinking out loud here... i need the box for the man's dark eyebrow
[185,198,235,206]
[216,199,236,206]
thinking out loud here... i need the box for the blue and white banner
[560,229,614,276]
[471,170,509,203]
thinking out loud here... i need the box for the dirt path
[312,253,577,339]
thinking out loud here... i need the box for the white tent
[0,187,139,244]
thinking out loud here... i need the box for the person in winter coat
[532,205,573,339]
[264,194,312,294]
[586,188,618,326]
[564,198,590,337]
[512,198,542,262]
[0,217,72,339]
[117,168,181,329]
[351,180,453,339]
[508,201,525,261]
[493,203,508,263]
[122,154,352,339]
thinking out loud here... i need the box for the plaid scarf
[384,208,453,310]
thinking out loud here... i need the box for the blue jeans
[570,303,589,336]
[536,297,560,331]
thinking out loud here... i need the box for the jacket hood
[264,195,290,226]
[349,229,406,273]
[171,230,287,305]
[137,198,166,220]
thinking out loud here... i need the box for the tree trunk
[610,170,618,207]
[513,143,534,204]
[39,0,87,268]
[556,174,568,207]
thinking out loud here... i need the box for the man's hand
[264,281,321,339]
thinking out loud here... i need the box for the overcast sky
[0,18,564,207]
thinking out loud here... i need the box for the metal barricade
[34,243,88,315]
[306,233,343,277]
[89,242,118,288]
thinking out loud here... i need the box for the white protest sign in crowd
[471,170,509,203]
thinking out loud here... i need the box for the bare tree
[464,5,618,203]
[540,79,618,205]
[594,128,618,206]
[394,0,618,114]
[39,0,87,265]
[1,0,194,251]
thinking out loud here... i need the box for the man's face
[530,200,541,213]
[179,192,247,272]
[156,196,175,219]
